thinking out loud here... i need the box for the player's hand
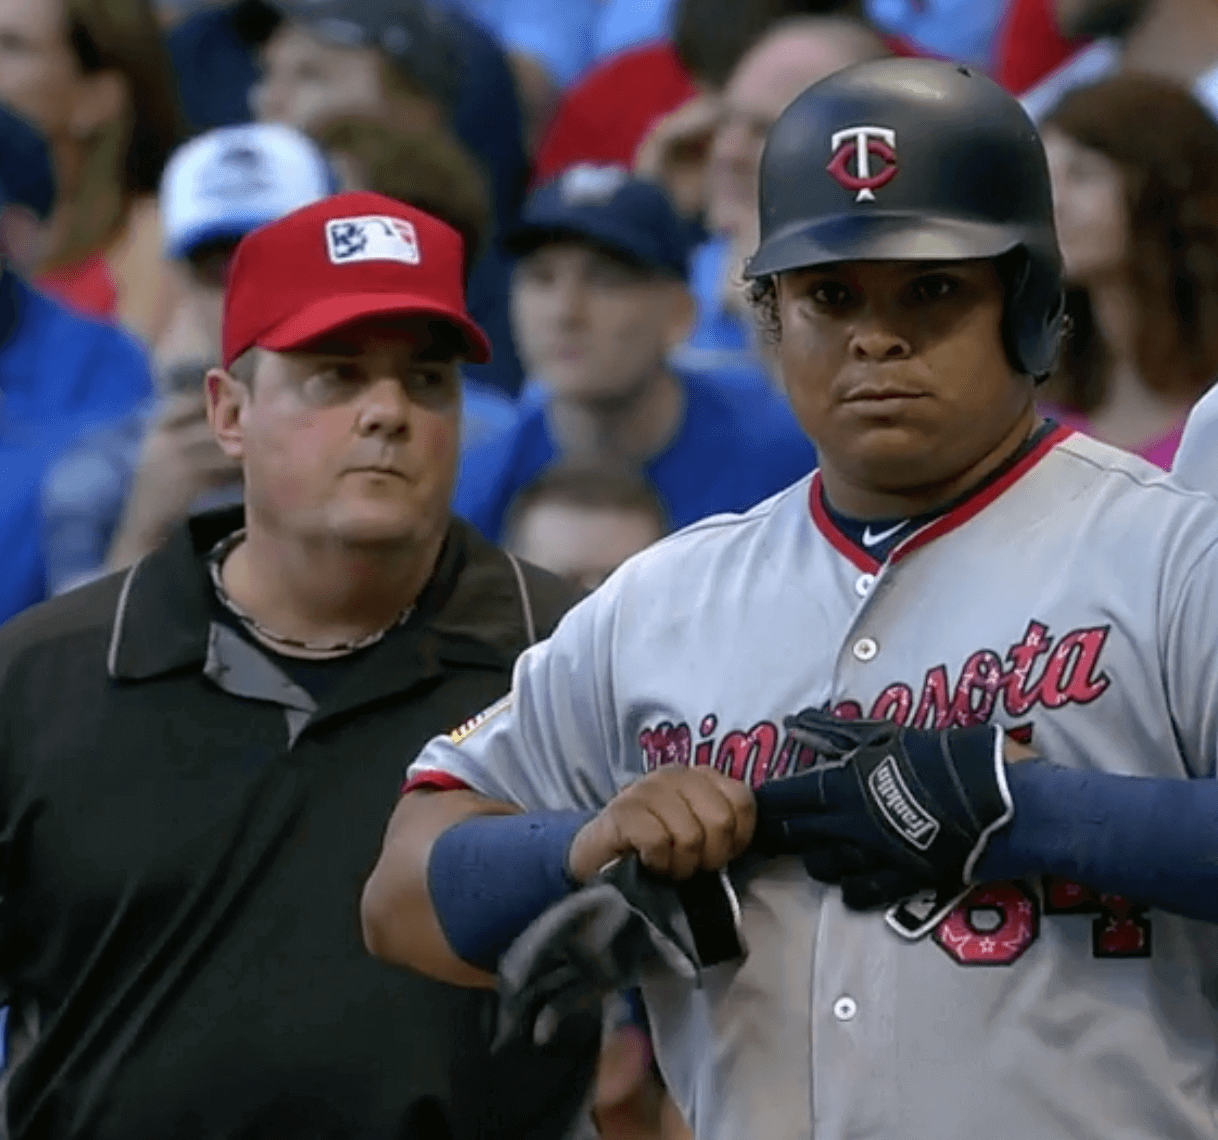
[751,709,1013,907]
[568,767,756,884]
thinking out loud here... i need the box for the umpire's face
[776,258,1035,500]
[208,316,462,553]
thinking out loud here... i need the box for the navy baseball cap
[505,166,693,280]
[270,0,460,113]
[0,103,55,220]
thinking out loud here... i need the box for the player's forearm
[978,761,1218,923]
[363,789,595,985]
[361,788,513,988]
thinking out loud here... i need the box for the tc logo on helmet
[827,126,898,202]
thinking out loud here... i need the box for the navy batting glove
[751,709,1014,907]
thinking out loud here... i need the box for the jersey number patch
[933,878,1152,965]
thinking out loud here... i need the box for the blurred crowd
[4,0,1218,1135]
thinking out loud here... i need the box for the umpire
[0,191,598,1139]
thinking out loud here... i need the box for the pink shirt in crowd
[1044,406,1185,470]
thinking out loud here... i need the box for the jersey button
[855,574,875,598]
[833,996,857,1021]
[852,637,878,662]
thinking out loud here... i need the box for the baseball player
[364,59,1218,1139]
[1173,382,1218,494]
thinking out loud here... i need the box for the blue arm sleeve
[427,810,595,971]
[978,760,1218,923]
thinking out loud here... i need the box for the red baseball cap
[221,190,492,368]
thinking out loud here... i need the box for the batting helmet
[744,58,1065,378]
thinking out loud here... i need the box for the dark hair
[674,0,868,88]
[65,0,184,196]
[747,273,781,343]
[504,461,670,543]
[1045,75,1218,410]
[310,117,490,281]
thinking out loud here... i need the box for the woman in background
[1042,75,1218,466]
[0,0,184,349]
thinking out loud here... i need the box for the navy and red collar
[809,422,1073,573]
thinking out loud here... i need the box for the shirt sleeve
[1163,525,1218,779]
[406,584,625,811]
[40,413,146,595]
[468,0,597,88]
[1172,385,1218,497]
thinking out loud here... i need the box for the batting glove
[494,856,745,1051]
[752,709,1014,928]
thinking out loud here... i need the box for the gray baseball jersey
[1173,384,1218,496]
[409,426,1218,1140]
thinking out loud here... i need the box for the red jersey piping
[809,472,882,573]
[808,425,1073,570]
[402,771,471,795]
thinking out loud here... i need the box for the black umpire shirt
[0,508,600,1140]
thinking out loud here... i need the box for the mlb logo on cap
[325,215,421,266]
[222,190,491,369]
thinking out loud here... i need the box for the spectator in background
[1040,76,1218,466]
[1017,0,1218,122]
[993,0,1085,97]
[0,103,57,274]
[504,461,668,592]
[42,122,332,594]
[440,0,776,154]
[0,0,186,348]
[162,0,278,131]
[864,0,1008,65]
[535,0,808,190]
[309,116,516,453]
[454,167,817,543]
[672,16,887,386]
[0,153,154,623]
[430,0,597,152]
[254,0,528,396]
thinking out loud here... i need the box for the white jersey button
[852,637,878,662]
[855,574,876,597]
[833,996,857,1021]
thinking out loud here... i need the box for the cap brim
[166,217,276,260]
[744,212,1042,278]
[257,292,492,363]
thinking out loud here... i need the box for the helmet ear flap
[1001,247,1066,381]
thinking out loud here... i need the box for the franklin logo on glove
[869,756,940,850]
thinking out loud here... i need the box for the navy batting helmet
[744,58,1065,378]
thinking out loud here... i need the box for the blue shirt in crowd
[440,0,676,89]
[0,270,154,624]
[40,379,516,597]
[453,369,818,543]
[864,0,1009,66]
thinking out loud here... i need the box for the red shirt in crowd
[993,0,1086,93]
[36,255,118,321]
